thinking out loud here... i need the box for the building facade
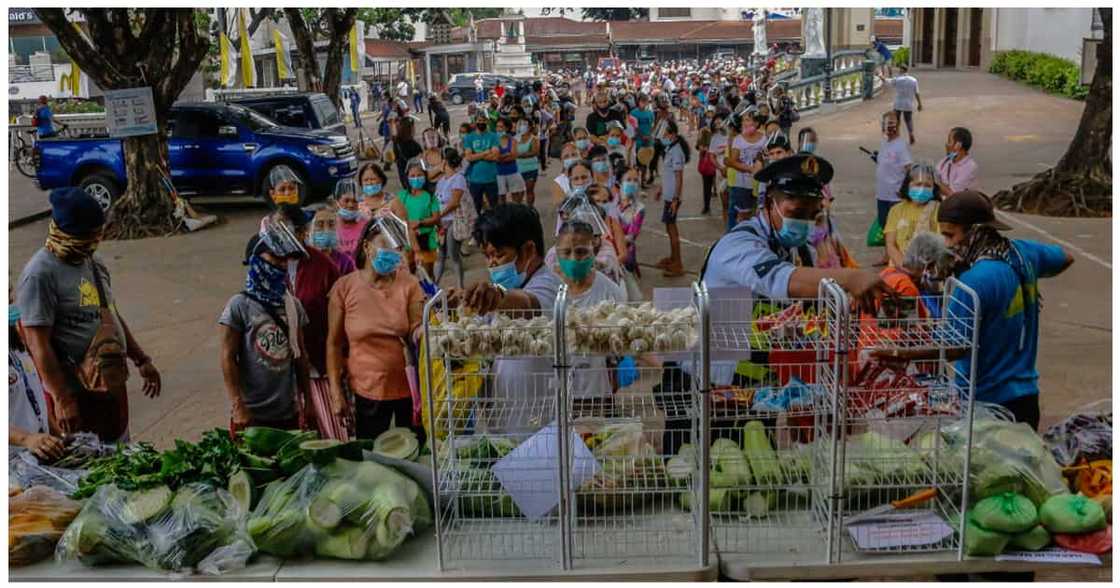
[909,8,1101,71]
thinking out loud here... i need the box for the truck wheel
[79,174,120,212]
[450,92,463,105]
[260,164,308,207]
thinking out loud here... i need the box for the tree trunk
[322,9,359,107]
[284,8,321,93]
[36,9,209,238]
[992,8,1111,217]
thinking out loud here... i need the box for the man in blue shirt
[34,96,55,138]
[939,191,1073,430]
[463,112,501,213]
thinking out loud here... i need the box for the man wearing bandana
[937,191,1074,431]
[16,188,162,442]
[218,220,312,432]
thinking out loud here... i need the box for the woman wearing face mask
[326,213,425,441]
[604,122,627,164]
[309,206,356,275]
[548,195,626,289]
[555,159,594,207]
[420,127,445,188]
[884,162,941,269]
[515,116,541,207]
[492,117,527,205]
[573,127,592,159]
[615,165,647,283]
[588,145,615,190]
[725,113,768,233]
[334,177,369,260]
[551,143,584,205]
[398,159,442,278]
[434,148,472,288]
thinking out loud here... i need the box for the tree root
[992,167,1112,218]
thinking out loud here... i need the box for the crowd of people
[10,51,1074,451]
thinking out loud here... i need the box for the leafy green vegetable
[239,427,299,457]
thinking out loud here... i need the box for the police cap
[755,154,834,199]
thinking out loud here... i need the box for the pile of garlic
[429,313,554,357]
[566,302,699,355]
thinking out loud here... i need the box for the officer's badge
[801,155,819,178]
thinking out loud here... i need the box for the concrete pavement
[7,70,1110,446]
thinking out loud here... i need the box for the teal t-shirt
[464,131,498,184]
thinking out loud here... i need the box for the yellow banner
[349,23,360,73]
[239,8,254,88]
[219,33,233,87]
[273,28,289,80]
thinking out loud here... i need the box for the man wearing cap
[937,190,1073,430]
[219,220,312,432]
[17,188,162,442]
[701,154,889,308]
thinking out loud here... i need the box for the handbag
[451,186,478,242]
[866,218,886,247]
[77,263,129,396]
[698,151,717,176]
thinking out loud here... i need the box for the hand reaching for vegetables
[231,400,253,432]
[462,282,505,315]
[24,432,65,462]
[52,392,82,435]
[139,361,161,399]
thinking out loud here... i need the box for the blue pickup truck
[35,102,357,209]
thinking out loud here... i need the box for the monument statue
[803,8,826,58]
[752,9,768,56]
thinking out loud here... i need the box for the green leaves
[989,50,1088,101]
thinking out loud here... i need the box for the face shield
[259,214,309,259]
[558,197,608,237]
[909,162,937,186]
[422,129,441,149]
[268,166,303,205]
[333,177,361,203]
[368,209,410,251]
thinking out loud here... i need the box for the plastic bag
[964,511,1010,556]
[1039,493,1107,534]
[941,414,1068,507]
[866,218,885,247]
[1043,399,1111,467]
[9,486,82,566]
[50,432,117,469]
[1008,524,1051,551]
[247,459,431,561]
[971,492,1038,534]
[56,482,253,573]
[8,449,86,496]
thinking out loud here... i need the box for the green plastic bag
[964,511,1011,556]
[972,492,1038,534]
[1008,524,1051,551]
[866,218,885,247]
[1039,494,1107,534]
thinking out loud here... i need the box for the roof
[610,19,803,43]
[452,16,607,42]
[525,34,611,48]
[364,39,412,59]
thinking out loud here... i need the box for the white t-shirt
[664,78,677,93]
[732,134,767,189]
[554,174,572,196]
[888,75,919,111]
[474,78,483,91]
[875,136,913,202]
[561,272,626,400]
[397,81,410,98]
[9,350,48,435]
[435,172,468,228]
[660,142,686,202]
[488,266,564,436]
[709,134,729,172]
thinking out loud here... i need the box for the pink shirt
[335,216,367,259]
[938,154,980,194]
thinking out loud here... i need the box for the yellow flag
[69,58,80,94]
[349,22,360,73]
[219,33,233,88]
[239,8,254,88]
[273,28,289,80]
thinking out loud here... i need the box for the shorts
[661,200,679,224]
[497,172,526,195]
[520,169,539,184]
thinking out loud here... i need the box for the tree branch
[36,8,133,87]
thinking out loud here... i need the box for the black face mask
[477,123,488,131]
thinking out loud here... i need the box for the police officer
[701,154,889,309]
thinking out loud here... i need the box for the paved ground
[7,71,1110,448]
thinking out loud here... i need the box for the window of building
[658,8,691,18]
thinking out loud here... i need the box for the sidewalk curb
[9,208,50,230]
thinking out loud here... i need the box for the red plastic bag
[1054,524,1112,555]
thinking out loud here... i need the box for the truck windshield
[226,104,279,131]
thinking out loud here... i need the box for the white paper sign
[105,86,157,137]
[491,423,601,521]
[996,548,1102,566]
[846,512,954,550]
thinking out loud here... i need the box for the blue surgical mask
[563,158,579,170]
[774,207,812,248]
[607,137,621,146]
[621,181,639,197]
[363,184,382,196]
[310,231,337,250]
[8,304,20,326]
[592,160,610,174]
[909,186,934,204]
[372,248,402,274]
[801,142,816,154]
[408,177,426,190]
[488,259,525,290]
[660,137,673,147]
[338,208,361,222]
[576,139,590,150]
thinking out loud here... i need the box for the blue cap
[49,187,105,234]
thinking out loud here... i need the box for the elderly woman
[880,231,953,318]
[885,162,942,269]
[326,212,425,441]
[309,207,356,275]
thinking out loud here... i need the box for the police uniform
[701,154,834,298]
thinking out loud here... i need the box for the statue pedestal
[801,57,828,79]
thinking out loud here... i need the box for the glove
[617,356,639,388]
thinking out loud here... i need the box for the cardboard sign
[105,86,157,137]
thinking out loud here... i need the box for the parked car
[229,92,346,135]
[35,102,357,209]
[444,73,517,105]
